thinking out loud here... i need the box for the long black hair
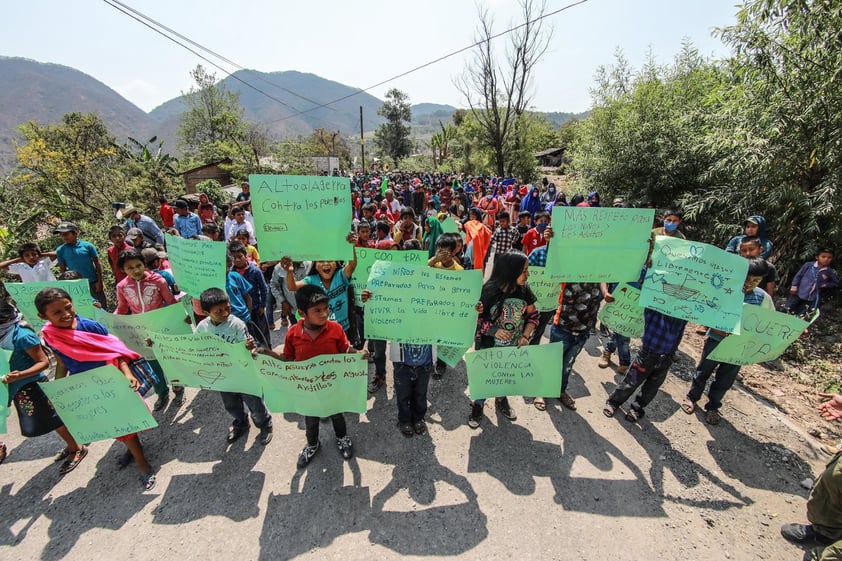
[480,251,534,322]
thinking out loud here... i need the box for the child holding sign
[682,258,773,425]
[262,284,363,468]
[470,251,539,429]
[35,287,157,491]
[0,301,88,474]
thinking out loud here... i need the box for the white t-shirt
[195,314,249,345]
[8,257,57,282]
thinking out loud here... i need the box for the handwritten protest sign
[640,237,748,334]
[708,306,816,365]
[597,284,644,338]
[441,215,460,234]
[150,332,263,396]
[437,344,470,368]
[527,266,562,312]
[0,350,10,433]
[250,174,352,261]
[256,353,368,416]
[93,305,193,360]
[364,262,482,346]
[39,366,157,442]
[165,234,226,296]
[5,280,96,331]
[466,342,563,400]
[544,207,654,282]
[349,248,428,306]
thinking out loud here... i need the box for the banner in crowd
[437,344,470,368]
[363,262,482,347]
[349,248,428,306]
[544,207,654,282]
[708,306,817,365]
[5,279,96,331]
[93,305,193,359]
[256,353,368,416]
[165,234,226,297]
[0,350,10,433]
[526,266,562,312]
[250,174,353,261]
[466,342,563,400]
[640,237,748,334]
[150,332,263,396]
[39,366,158,443]
[596,284,645,338]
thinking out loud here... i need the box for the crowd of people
[1,171,841,558]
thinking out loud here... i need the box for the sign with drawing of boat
[639,237,748,334]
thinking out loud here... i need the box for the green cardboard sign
[363,262,482,347]
[0,350,10,433]
[5,280,97,331]
[93,305,193,360]
[150,332,263,396]
[597,284,644,338]
[527,266,562,312]
[544,207,654,282]
[707,306,816,365]
[165,234,227,297]
[349,248,428,306]
[437,344,470,368]
[256,353,368,416]
[441,215,460,234]
[39,365,157,442]
[640,237,748,334]
[466,342,563,400]
[250,174,353,261]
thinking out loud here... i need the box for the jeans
[687,337,742,411]
[220,392,272,429]
[549,326,590,393]
[148,359,169,398]
[265,291,277,326]
[305,414,346,446]
[604,331,631,366]
[607,346,674,414]
[529,311,555,345]
[394,363,431,423]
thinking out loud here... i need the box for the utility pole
[359,106,366,174]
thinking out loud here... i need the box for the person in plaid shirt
[603,306,688,422]
[488,211,521,254]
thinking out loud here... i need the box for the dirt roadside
[0,322,834,561]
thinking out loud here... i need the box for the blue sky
[2,0,740,113]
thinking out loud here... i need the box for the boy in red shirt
[158,197,175,229]
[521,210,551,256]
[261,284,365,468]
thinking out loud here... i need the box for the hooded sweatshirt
[115,270,176,314]
[725,215,773,259]
[519,186,543,217]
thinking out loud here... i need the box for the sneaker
[227,425,249,443]
[398,422,414,438]
[468,403,483,429]
[336,436,354,460]
[172,385,186,406]
[496,397,517,420]
[598,351,612,368]
[258,426,273,446]
[153,392,170,411]
[413,419,427,435]
[297,442,320,468]
[367,376,385,393]
[433,362,446,380]
[559,392,577,411]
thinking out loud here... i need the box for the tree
[120,136,180,197]
[374,88,413,163]
[455,0,552,176]
[178,65,247,157]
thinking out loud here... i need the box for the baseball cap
[126,228,143,238]
[53,221,78,233]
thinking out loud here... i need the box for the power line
[104,0,333,112]
[269,0,591,123]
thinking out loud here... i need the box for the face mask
[536,222,548,231]
[664,221,678,233]
[363,198,371,203]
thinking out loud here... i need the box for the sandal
[625,408,641,423]
[59,446,88,475]
[0,441,6,464]
[603,402,617,417]
[172,385,186,406]
[141,472,157,491]
[680,399,696,415]
[53,447,71,462]
[398,422,414,438]
[559,392,577,411]
[705,409,721,425]
[533,398,547,411]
